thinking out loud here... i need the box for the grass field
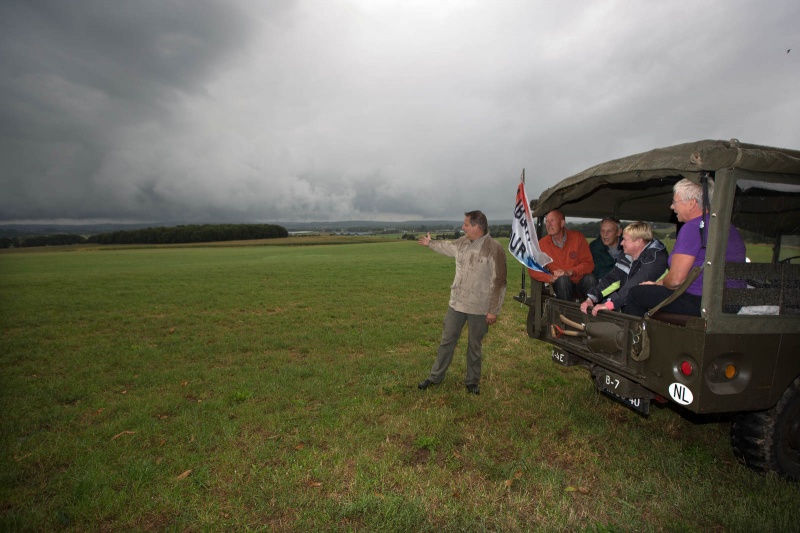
[1,237,799,531]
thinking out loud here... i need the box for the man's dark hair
[465,210,488,234]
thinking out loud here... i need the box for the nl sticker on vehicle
[668,382,694,405]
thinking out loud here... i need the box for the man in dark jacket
[589,217,623,279]
[580,222,668,316]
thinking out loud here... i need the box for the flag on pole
[509,179,552,273]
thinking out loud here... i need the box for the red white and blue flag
[509,179,551,273]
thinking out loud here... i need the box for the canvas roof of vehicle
[531,139,800,235]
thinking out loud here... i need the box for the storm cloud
[1,0,798,224]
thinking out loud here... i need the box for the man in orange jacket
[528,210,596,301]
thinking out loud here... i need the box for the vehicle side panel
[543,299,793,414]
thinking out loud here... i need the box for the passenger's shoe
[466,384,480,395]
[418,379,436,390]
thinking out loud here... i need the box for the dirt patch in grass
[538,426,604,478]
[131,512,178,532]
[409,447,431,466]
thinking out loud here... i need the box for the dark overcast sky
[1,0,798,225]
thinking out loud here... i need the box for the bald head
[544,210,566,239]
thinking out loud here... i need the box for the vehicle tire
[730,376,800,481]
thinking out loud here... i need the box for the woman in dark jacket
[580,222,668,316]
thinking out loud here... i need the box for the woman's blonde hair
[623,221,653,242]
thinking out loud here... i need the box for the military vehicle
[515,139,800,479]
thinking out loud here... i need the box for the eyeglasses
[670,198,693,206]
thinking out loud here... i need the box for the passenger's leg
[657,293,703,316]
[577,274,598,298]
[552,276,575,301]
[624,285,678,316]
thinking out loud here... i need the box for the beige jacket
[429,233,507,315]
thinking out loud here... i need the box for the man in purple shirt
[625,178,746,316]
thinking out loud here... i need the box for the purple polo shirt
[670,215,746,295]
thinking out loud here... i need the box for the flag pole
[520,169,526,299]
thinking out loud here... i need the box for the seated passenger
[528,209,596,301]
[589,216,623,279]
[625,178,746,317]
[580,222,668,315]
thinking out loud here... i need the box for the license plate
[598,371,650,416]
[551,348,569,365]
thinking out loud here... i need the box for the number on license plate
[599,372,650,416]
[602,373,620,390]
[552,349,566,363]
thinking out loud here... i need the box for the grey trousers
[428,307,489,386]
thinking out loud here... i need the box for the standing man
[590,216,623,279]
[417,211,507,395]
[528,210,596,301]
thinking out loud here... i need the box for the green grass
[1,238,799,531]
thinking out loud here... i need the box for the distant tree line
[489,225,512,238]
[566,220,676,239]
[489,221,675,240]
[1,234,87,248]
[0,224,288,248]
[401,230,462,241]
[87,224,288,245]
